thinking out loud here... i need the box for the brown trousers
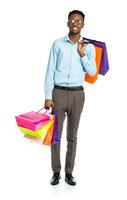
[51,87,85,174]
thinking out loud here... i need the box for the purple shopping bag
[51,113,60,145]
[83,37,109,75]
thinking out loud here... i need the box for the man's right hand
[44,99,54,109]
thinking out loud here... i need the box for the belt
[54,85,84,91]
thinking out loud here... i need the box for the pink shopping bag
[15,108,52,131]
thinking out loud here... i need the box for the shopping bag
[17,119,54,140]
[16,109,59,146]
[51,114,59,145]
[15,110,51,131]
[85,45,103,83]
[83,37,109,75]
[43,115,60,146]
[22,118,55,145]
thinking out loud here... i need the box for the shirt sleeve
[80,44,97,76]
[44,41,58,100]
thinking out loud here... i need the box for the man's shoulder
[53,36,66,45]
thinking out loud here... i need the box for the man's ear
[67,22,69,27]
[82,22,85,28]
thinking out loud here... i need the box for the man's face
[67,13,84,34]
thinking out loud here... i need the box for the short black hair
[68,10,85,21]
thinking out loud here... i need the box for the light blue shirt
[44,35,97,99]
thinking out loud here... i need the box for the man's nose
[73,21,78,26]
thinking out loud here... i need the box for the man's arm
[78,43,97,76]
[44,41,58,108]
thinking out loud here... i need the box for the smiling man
[44,10,96,186]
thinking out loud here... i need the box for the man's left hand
[77,41,87,57]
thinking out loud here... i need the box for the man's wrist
[80,53,85,58]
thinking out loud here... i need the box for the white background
[0,0,127,199]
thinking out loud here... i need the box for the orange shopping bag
[85,45,103,84]
[43,116,55,146]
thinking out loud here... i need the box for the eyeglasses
[68,19,83,25]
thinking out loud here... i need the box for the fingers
[77,42,82,48]
[44,104,49,109]
[82,44,87,50]
[79,39,89,44]
[44,100,54,109]
[44,102,50,109]
[78,42,87,49]
[52,102,54,108]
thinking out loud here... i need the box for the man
[44,10,96,186]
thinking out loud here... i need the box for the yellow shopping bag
[18,119,54,143]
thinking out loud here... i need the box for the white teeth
[72,27,78,30]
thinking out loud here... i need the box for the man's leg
[51,88,67,173]
[65,90,85,174]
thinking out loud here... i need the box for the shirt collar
[64,35,83,44]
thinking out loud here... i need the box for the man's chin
[70,30,80,34]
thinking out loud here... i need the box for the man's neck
[68,32,81,43]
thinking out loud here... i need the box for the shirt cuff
[45,89,53,100]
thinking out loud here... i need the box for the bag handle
[36,107,52,114]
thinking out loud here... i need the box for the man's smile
[72,27,78,31]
